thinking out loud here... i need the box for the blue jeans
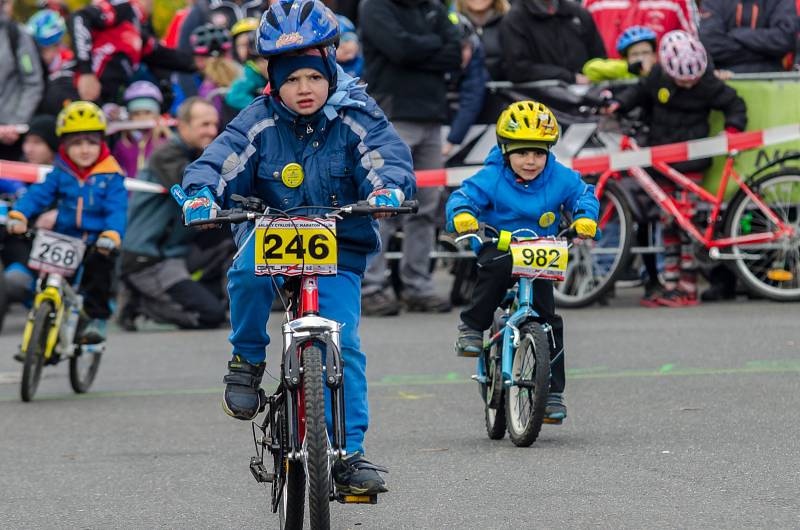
[227,234,369,453]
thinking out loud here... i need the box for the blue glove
[171,185,219,225]
[367,188,405,208]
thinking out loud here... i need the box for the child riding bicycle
[7,101,127,344]
[178,0,414,496]
[446,100,599,423]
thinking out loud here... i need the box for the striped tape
[0,160,167,194]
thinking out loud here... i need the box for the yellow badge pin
[658,88,670,104]
[281,163,304,188]
[539,211,556,228]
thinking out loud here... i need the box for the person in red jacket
[584,0,700,58]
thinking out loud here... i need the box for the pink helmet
[659,30,708,83]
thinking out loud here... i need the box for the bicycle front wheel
[21,301,54,402]
[724,170,800,301]
[505,322,550,447]
[301,344,331,530]
[555,180,633,308]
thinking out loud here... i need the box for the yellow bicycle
[19,229,103,402]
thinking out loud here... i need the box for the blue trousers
[227,234,368,454]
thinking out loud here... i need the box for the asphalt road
[1,285,798,529]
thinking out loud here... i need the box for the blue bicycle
[457,226,597,446]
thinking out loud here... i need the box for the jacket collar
[56,143,123,180]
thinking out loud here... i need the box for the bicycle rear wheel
[481,316,506,440]
[724,171,800,301]
[278,459,306,530]
[301,344,331,530]
[505,322,550,447]
[20,301,54,402]
[555,180,633,307]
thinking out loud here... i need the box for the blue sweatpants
[227,234,369,454]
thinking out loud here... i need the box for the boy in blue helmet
[178,0,415,495]
[582,25,658,82]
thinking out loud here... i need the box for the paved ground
[0,285,798,529]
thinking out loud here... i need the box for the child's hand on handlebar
[96,230,121,256]
[453,212,479,234]
[171,185,220,228]
[6,211,27,235]
[367,188,405,219]
[570,218,598,239]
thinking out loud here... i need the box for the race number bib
[510,238,569,281]
[28,230,87,276]
[254,218,337,276]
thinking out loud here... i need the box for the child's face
[278,68,329,116]
[508,149,548,180]
[674,78,700,89]
[66,138,102,169]
[129,109,158,122]
[40,43,60,66]
[336,40,359,63]
[626,41,656,76]
[22,135,54,165]
[235,34,250,63]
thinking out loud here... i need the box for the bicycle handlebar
[454,225,603,247]
[187,200,419,227]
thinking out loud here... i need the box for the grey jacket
[0,21,44,124]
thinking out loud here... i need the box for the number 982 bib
[510,238,569,281]
[254,218,337,276]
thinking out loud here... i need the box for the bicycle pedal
[543,417,564,425]
[249,456,274,483]
[336,493,377,505]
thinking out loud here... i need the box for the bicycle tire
[482,317,506,440]
[555,180,633,308]
[69,345,102,394]
[0,261,8,333]
[723,170,800,301]
[302,344,331,530]
[278,459,306,530]
[505,322,550,447]
[20,301,53,402]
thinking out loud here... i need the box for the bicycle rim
[506,323,550,447]
[726,173,800,300]
[69,350,102,393]
[555,182,632,307]
[301,344,331,529]
[20,302,54,402]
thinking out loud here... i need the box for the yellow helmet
[56,101,107,137]
[231,17,259,38]
[496,100,559,155]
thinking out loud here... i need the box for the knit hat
[126,97,161,115]
[268,50,332,94]
[27,114,59,153]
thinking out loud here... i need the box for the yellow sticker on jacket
[539,211,556,228]
[281,163,304,188]
[658,88,670,104]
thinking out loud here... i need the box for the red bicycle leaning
[554,134,800,306]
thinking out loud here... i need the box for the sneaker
[222,356,266,420]
[361,290,400,317]
[80,319,107,344]
[544,393,567,424]
[655,289,699,307]
[332,452,388,495]
[640,287,664,308]
[455,323,483,357]
[402,293,451,313]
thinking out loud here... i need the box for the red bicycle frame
[593,135,796,249]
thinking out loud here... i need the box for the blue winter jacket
[446,146,599,236]
[13,152,128,243]
[182,67,416,274]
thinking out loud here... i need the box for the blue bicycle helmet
[27,9,66,47]
[257,0,339,56]
[616,26,657,57]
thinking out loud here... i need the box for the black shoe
[333,452,388,495]
[361,290,400,317]
[455,323,483,357]
[80,319,107,344]
[544,393,567,424]
[402,293,451,313]
[222,357,266,420]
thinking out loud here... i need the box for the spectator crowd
[0,0,798,331]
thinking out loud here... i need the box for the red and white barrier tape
[3,124,799,193]
[12,118,178,137]
[416,124,800,187]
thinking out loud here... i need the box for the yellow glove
[7,211,28,235]
[571,218,597,239]
[453,212,479,234]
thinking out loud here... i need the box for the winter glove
[6,211,28,235]
[570,218,597,239]
[96,230,121,255]
[171,185,219,225]
[367,188,405,208]
[453,212,479,234]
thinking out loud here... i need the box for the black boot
[222,357,266,420]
